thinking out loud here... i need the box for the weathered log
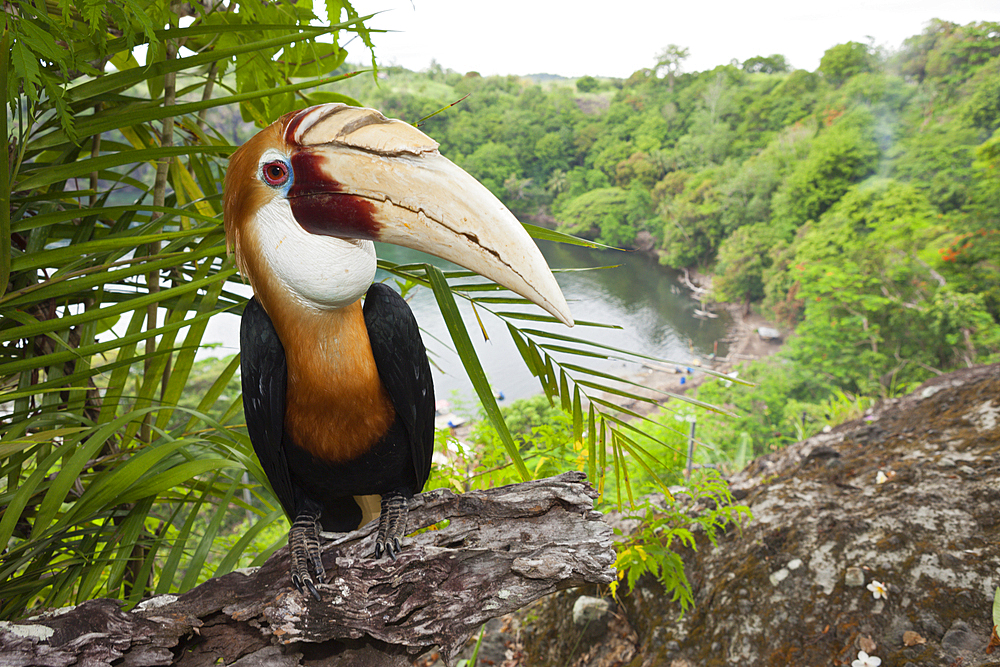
[0,472,614,667]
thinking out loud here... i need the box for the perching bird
[222,104,572,599]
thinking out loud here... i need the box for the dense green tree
[556,187,652,248]
[615,151,662,188]
[738,70,824,140]
[897,20,1000,85]
[657,170,724,267]
[771,179,999,392]
[589,135,636,178]
[666,71,743,168]
[890,120,979,211]
[770,109,880,232]
[720,123,813,232]
[576,75,599,93]
[535,132,571,173]
[552,166,612,214]
[960,58,1000,130]
[935,128,1000,321]
[897,19,960,82]
[712,223,783,303]
[742,54,790,74]
[655,44,690,90]
[459,141,520,197]
[819,41,877,86]
[835,71,913,112]
[624,185,657,239]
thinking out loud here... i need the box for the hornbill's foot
[290,510,326,600]
[374,491,409,560]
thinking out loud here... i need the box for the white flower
[867,580,888,599]
[876,470,888,484]
[852,650,882,667]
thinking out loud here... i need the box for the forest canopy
[333,18,1000,400]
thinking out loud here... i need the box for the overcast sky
[342,0,1000,78]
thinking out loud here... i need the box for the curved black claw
[374,492,409,560]
[290,510,326,600]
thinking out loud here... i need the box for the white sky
[342,0,1000,78]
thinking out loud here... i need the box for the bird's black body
[240,282,434,538]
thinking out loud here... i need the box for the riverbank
[440,299,783,441]
[605,258,783,411]
[439,267,784,435]
[595,300,784,419]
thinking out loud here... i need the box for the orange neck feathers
[273,297,395,463]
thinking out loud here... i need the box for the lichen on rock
[521,364,1000,667]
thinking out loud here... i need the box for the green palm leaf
[0,0,376,617]
[2,0,740,621]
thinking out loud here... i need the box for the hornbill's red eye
[262,161,289,187]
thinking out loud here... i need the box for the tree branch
[0,472,614,667]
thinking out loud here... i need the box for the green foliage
[556,186,653,248]
[459,141,521,198]
[819,41,877,86]
[738,70,825,138]
[5,0,158,136]
[656,169,724,268]
[890,120,979,211]
[937,131,1000,321]
[465,397,578,483]
[485,395,567,439]
[896,19,1000,85]
[712,222,783,303]
[434,395,749,613]
[168,355,243,429]
[654,44,690,86]
[610,473,751,611]
[742,54,790,74]
[719,123,813,231]
[576,76,599,93]
[769,179,1000,393]
[770,109,880,232]
[695,360,837,457]
[961,58,1000,130]
[0,0,379,617]
[615,152,663,189]
[535,132,571,174]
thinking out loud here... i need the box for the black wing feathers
[363,282,435,492]
[240,297,298,519]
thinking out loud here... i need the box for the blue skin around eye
[263,158,294,196]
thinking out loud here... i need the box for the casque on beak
[281,104,573,326]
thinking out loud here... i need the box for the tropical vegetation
[4,0,998,623]
[1,0,745,619]
[333,20,1000,458]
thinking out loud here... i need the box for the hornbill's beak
[280,104,573,326]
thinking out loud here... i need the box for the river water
[203,240,732,407]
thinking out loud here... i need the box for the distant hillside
[327,19,1000,455]
[522,73,572,83]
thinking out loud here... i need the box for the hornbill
[222,104,572,599]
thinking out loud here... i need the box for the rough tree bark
[0,472,614,667]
